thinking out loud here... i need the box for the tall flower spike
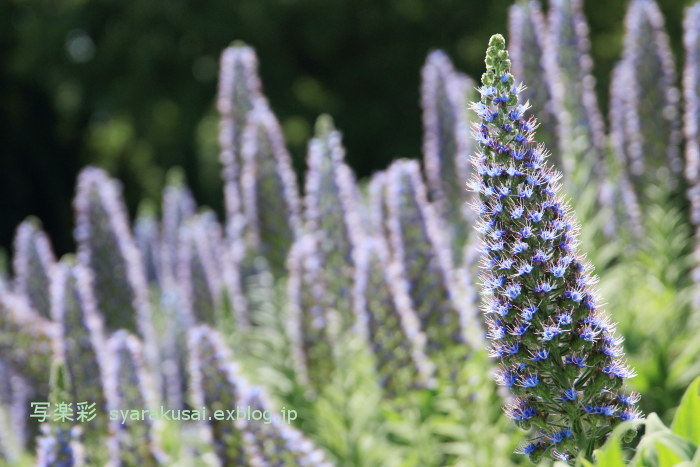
[74,167,155,338]
[472,35,640,463]
[619,0,682,195]
[546,0,607,177]
[104,331,165,466]
[177,212,225,325]
[508,0,557,155]
[35,360,86,467]
[50,261,108,429]
[218,43,263,247]
[187,326,258,465]
[353,237,436,395]
[160,167,197,282]
[608,62,644,239]
[240,99,302,275]
[684,3,700,226]
[0,291,56,396]
[133,201,162,285]
[243,386,333,466]
[545,0,618,236]
[0,362,31,459]
[302,115,364,328]
[684,4,700,303]
[286,233,334,391]
[383,159,469,361]
[12,217,56,319]
[74,167,160,396]
[421,51,475,224]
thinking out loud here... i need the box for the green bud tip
[489,34,506,49]
[165,166,187,187]
[484,34,511,76]
[137,199,158,218]
[314,114,336,136]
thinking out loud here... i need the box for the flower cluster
[617,0,682,195]
[240,99,302,276]
[421,50,474,223]
[74,167,153,339]
[382,159,468,357]
[507,0,557,154]
[104,330,164,466]
[188,326,331,466]
[0,291,56,398]
[12,218,55,319]
[50,262,107,426]
[177,212,226,325]
[353,237,435,395]
[299,116,364,329]
[35,424,85,467]
[685,3,700,226]
[217,43,263,240]
[471,34,641,462]
[287,232,334,390]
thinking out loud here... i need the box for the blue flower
[557,312,573,326]
[510,205,525,219]
[540,230,557,242]
[506,165,522,177]
[551,264,567,278]
[551,429,573,444]
[519,226,534,238]
[618,409,641,422]
[578,326,600,342]
[540,324,563,341]
[511,323,530,337]
[530,349,549,361]
[562,388,578,402]
[531,249,551,264]
[565,355,587,368]
[519,374,539,388]
[513,150,527,160]
[495,368,518,387]
[506,283,522,299]
[617,393,641,405]
[512,241,529,254]
[566,290,583,302]
[519,186,534,198]
[584,405,616,417]
[521,304,538,321]
[602,362,635,380]
[480,85,497,97]
[516,443,539,456]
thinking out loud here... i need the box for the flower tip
[489,34,506,49]
[314,114,336,137]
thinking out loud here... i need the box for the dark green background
[0,0,689,255]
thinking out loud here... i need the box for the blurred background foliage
[0,0,689,255]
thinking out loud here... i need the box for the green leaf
[633,424,698,465]
[671,377,700,445]
[655,441,686,466]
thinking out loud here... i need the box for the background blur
[0,0,689,255]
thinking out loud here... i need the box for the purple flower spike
[472,34,640,463]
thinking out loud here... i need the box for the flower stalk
[471,34,641,463]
